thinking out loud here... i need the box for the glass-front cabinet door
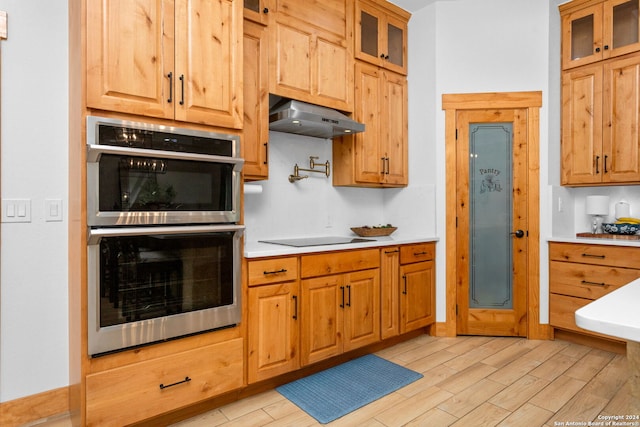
[606,0,640,58]
[355,0,408,75]
[562,0,640,70]
[244,0,270,24]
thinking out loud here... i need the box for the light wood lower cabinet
[85,338,243,427]
[399,243,436,333]
[246,256,299,383]
[245,242,435,381]
[380,246,400,339]
[300,250,380,365]
[549,242,640,340]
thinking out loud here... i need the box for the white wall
[0,0,69,402]
[403,0,555,322]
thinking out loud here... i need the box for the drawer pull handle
[581,280,606,287]
[159,376,191,390]
[402,275,407,295]
[581,253,605,259]
[414,251,428,256]
[384,249,400,254]
[264,268,287,275]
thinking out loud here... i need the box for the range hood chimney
[268,96,365,139]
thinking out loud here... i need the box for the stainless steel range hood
[268,96,365,139]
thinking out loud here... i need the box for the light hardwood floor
[28,335,633,427]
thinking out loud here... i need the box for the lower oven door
[87,224,244,357]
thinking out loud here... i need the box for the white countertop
[575,278,640,342]
[244,233,438,258]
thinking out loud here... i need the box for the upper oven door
[86,117,243,226]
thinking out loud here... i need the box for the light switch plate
[45,199,63,222]
[2,199,31,223]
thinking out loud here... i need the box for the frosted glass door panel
[387,23,403,67]
[244,0,260,13]
[613,1,639,49]
[360,11,379,57]
[572,14,595,60]
[469,123,513,309]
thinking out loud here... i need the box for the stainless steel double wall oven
[86,116,244,356]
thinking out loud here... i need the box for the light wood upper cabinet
[333,62,408,187]
[355,0,409,75]
[243,19,270,180]
[561,0,640,70]
[86,0,243,129]
[243,0,270,25]
[561,52,640,185]
[269,0,353,111]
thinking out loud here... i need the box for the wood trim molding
[0,386,69,427]
[0,11,7,40]
[442,91,549,340]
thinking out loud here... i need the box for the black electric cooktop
[259,236,374,247]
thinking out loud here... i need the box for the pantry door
[455,109,528,336]
[443,92,544,339]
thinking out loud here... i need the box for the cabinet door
[86,0,175,119]
[355,0,408,75]
[561,63,604,185]
[243,20,270,180]
[343,269,380,352]
[603,53,640,182]
[400,261,435,333]
[380,247,400,340]
[243,0,270,24]
[382,70,408,185]
[174,0,242,128]
[382,11,408,75]
[270,10,352,111]
[353,62,385,184]
[561,3,604,70]
[301,274,343,365]
[247,282,299,383]
[603,0,640,60]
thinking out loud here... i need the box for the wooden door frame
[441,91,550,340]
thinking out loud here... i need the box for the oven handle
[87,144,244,171]
[88,224,245,245]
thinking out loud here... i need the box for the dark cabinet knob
[263,7,269,13]
[604,45,609,50]
[595,47,601,53]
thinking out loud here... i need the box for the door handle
[510,230,525,238]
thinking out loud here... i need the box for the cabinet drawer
[550,294,620,341]
[248,257,298,286]
[86,338,243,427]
[301,249,379,278]
[549,260,639,299]
[400,243,435,265]
[549,242,640,269]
